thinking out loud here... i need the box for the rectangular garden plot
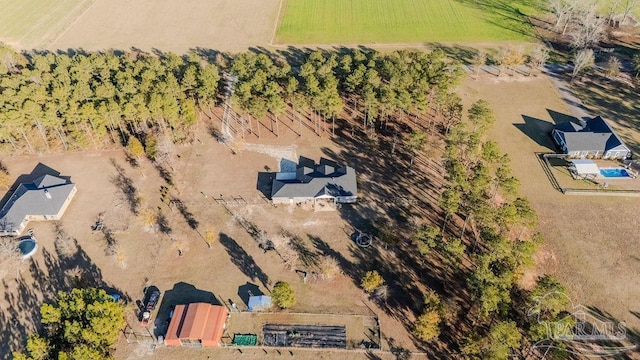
[262,324,346,349]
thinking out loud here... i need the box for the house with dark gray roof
[0,173,77,236]
[271,158,357,204]
[552,116,631,159]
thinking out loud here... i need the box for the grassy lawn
[276,0,541,44]
[0,0,92,48]
[459,74,640,330]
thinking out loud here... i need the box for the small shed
[569,159,600,178]
[164,303,228,347]
[247,295,272,311]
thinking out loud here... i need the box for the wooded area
[1,45,572,358]
[0,46,463,155]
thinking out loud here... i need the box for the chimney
[44,189,51,199]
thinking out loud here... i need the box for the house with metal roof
[270,158,357,204]
[552,116,631,159]
[0,173,77,236]
[164,303,228,347]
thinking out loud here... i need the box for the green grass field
[0,0,92,48]
[276,0,542,44]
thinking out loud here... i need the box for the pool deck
[542,154,640,195]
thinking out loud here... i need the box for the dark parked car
[145,288,161,311]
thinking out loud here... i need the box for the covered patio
[568,159,599,179]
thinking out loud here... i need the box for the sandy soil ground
[49,0,281,53]
[0,113,428,358]
[459,72,640,331]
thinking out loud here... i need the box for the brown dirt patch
[1,114,430,357]
[49,0,281,53]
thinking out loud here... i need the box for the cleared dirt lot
[459,73,640,330]
[0,116,429,358]
[50,0,281,53]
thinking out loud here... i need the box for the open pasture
[275,0,540,44]
[0,0,92,49]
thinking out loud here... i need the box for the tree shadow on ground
[170,198,199,230]
[153,162,174,186]
[453,0,541,39]
[433,44,479,64]
[3,236,129,355]
[316,113,483,354]
[282,229,320,268]
[567,74,640,153]
[110,158,140,215]
[1,276,42,357]
[219,233,270,290]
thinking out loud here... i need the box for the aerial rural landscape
[0,0,639,359]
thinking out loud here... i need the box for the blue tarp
[247,296,272,311]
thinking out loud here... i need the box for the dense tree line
[228,49,462,138]
[0,46,219,152]
[2,44,572,357]
[418,100,570,358]
[0,46,462,155]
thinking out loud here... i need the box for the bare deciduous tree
[608,0,623,24]
[104,202,131,232]
[472,51,487,80]
[156,132,177,170]
[373,284,390,304]
[1,52,19,74]
[65,266,83,286]
[0,162,10,190]
[569,5,606,49]
[139,208,159,233]
[571,49,595,81]
[622,0,640,24]
[318,256,340,281]
[54,222,76,257]
[0,238,22,280]
[528,46,550,76]
[113,246,128,269]
[270,234,299,270]
[495,48,509,77]
[548,0,581,34]
[171,237,190,257]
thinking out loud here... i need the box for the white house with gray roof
[552,116,630,159]
[0,173,77,236]
[271,158,357,204]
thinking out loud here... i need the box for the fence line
[539,153,640,197]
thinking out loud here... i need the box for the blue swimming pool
[18,237,38,259]
[599,168,631,178]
